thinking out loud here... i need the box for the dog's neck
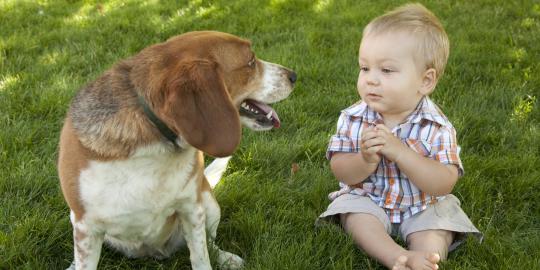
[137,95,180,147]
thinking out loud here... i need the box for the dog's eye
[248,58,256,68]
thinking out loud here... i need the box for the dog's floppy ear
[157,60,241,157]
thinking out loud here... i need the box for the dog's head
[133,31,296,157]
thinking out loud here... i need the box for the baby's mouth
[367,93,382,99]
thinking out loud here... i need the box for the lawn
[1,0,539,269]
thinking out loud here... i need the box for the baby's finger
[364,145,383,156]
[362,137,385,149]
[375,124,391,133]
[368,145,384,154]
[362,129,379,141]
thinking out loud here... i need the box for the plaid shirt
[327,97,464,223]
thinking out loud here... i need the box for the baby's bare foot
[391,255,411,270]
[392,251,439,270]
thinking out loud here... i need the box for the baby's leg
[341,213,407,269]
[407,229,454,260]
[342,213,444,270]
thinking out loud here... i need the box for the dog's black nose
[289,71,297,84]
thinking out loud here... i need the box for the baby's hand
[360,126,383,164]
[375,124,408,162]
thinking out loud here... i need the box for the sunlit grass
[0,74,20,92]
[511,95,537,122]
[314,0,332,13]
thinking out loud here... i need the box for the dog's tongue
[248,99,281,128]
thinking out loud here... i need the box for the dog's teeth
[266,111,272,119]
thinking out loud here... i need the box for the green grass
[1,0,539,269]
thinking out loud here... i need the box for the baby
[318,3,482,270]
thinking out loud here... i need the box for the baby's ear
[420,68,437,95]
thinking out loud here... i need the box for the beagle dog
[58,31,296,270]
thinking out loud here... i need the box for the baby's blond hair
[363,3,449,78]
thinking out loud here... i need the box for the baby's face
[357,31,429,119]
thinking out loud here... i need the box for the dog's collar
[137,95,179,146]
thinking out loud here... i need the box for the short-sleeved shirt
[327,96,464,223]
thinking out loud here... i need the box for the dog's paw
[66,261,76,270]
[217,250,244,269]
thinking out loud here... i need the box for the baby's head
[363,3,449,79]
[357,3,449,117]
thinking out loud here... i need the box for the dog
[58,31,296,270]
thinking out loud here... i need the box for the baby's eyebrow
[359,57,399,65]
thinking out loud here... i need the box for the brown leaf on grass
[96,4,104,14]
[290,163,300,176]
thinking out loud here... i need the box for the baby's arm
[330,153,377,186]
[375,124,458,196]
[330,126,381,185]
[392,147,458,196]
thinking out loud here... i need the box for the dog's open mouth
[239,99,281,128]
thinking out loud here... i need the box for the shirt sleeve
[431,125,464,176]
[326,112,358,160]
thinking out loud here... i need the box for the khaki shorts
[317,193,483,251]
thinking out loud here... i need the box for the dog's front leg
[202,190,244,270]
[67,213,104,270]
[180,204,211,270]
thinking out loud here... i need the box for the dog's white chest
[78,146,198,240]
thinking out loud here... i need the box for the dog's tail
[204,156,232,188]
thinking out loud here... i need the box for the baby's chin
[363,100,387,113]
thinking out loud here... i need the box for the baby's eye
[360,66,369,72]
[381,68,394,73]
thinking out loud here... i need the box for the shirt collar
[343,96,449,126]
[407,96,449,126]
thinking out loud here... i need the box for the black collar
[137,95,179,146]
